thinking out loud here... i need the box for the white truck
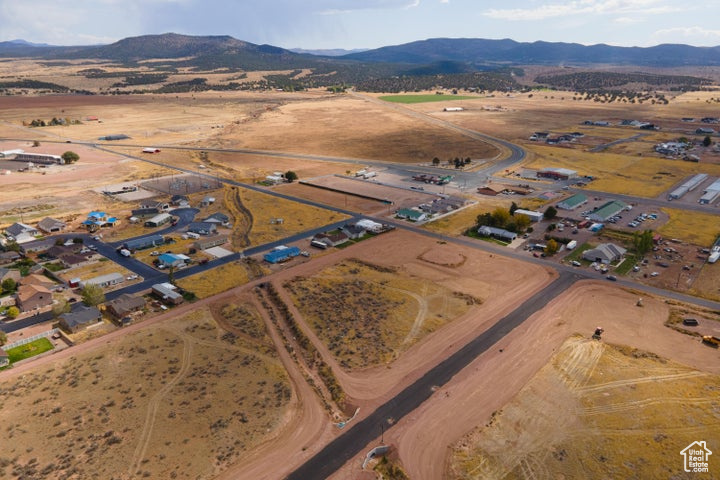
[119,248,131,257]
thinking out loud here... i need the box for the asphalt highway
[286,270,579,480]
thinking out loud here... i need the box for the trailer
[363,171,377,179]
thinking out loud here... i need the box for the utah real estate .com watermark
[680,441,712,473]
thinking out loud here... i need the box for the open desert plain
[1,29,720,480]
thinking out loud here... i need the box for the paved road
[286,270,578,480]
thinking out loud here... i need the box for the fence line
[3,328,59,350]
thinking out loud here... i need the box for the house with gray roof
[37,217,67,234]
[582,243,627,264]
[59,306,102,333]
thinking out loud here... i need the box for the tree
[432,157,440,166]
[703,135,712,147]
[544,206,558,220]
[6,306,20,319]
[633,229,654,256]
[61,151,79,164]
[544,239,559,256]
[0,330,6,346]
[285,171,298,183]
[1,278,16,294]
[514,214,531,232]
[509,202,519,215]
[490,208,511,228]
[52,299,71,317]
[81,284,105,306]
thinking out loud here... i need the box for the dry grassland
[176,261,254,299]
[57,259,134,284]
[225,186,350,247]
[659,208,720,246]
[0,306,290,480]
[284,258,479,370]
[423,199,512,236]
[448,335,720,480]
[523,144,720,197]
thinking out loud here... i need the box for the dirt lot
[0,302,292,480]
[328,281,720,480]
[448,335,720,479]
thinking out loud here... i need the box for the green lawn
[614,254,640,275]
[562,242,593,263]
[6,337,54,363]
[379,94,477,104]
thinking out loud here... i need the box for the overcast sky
[1,0,720,49]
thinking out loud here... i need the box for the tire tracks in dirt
[127,329,194,479]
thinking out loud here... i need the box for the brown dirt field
[448,336,720,479]
[269,229,555,406]
[277,182,387,214]
[329,282,720,480]
[0,305,293,480]
[300,175,430,210]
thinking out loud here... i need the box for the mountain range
[1,33,719,70]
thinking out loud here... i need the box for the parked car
[571,260,582,267]
[682,318,699,326]
[650,272,659,277]
[606,275,617,281]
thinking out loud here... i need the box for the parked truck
[702,335,720,346]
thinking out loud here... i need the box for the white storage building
[513,209,544,223]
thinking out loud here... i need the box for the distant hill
[290,48,368,57]
[342,38,720,68]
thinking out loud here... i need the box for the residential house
[0,267,21,285]
[171,194,189,206]
[4,222,38,239]
[105,293,146,319]
[341,224,367,240]
[193,235,228,250]
[312,232,349,248]
[81,272,124,289]
[16,284,53,311]
[158,253,190,269]
[144,213,172,228]
[477,226,517,242]
[21,273,57,290]
[582,243,627,264]
[152,283,184,305]
[123,234,165,252]
[264,246,301,264]
[0,251,21,265]
[187,222,217,236]
[396,208,427,222]
[59,306,102,333]
[4,222,38,244]
[131,207,160,219]
[57,252,97,269]
[19,238,56,254]
[203,212,230,226]
[82,211,117,229]
[36,217,66,234]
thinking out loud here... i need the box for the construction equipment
[702,335,720,347]
[592,327,604,340]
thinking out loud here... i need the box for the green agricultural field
[6,337,54,363]
[379,94,477,104]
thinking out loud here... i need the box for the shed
[513,209,544,223]
[582,243,626,264]
[144,213,172,228]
